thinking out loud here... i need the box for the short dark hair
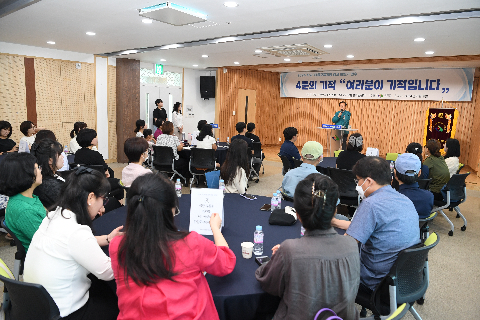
[339,101,347,106]
[124,137,149,163]
[426,139,441,157]
[395,170,418,185]
[0,121,13,138]
[346,133,363,152]
[31,139,63,177]
[247,123,255,132]
[35,130,56,144]
[294,173,339,231]
[0,153,38,196]
[235,122,246,133]
[55,167,110,229]
[70,122,87,138]
[143,129,153,138]
[162,121,174,135]
[197,120,208,131]
[283,127,298,141]
[155,99,163,106]
[155,119,164,128]
[20,121,34,136]
[445,138,460,159]
[197,124,213,142]
[173,102,181,113]
[135,119,145,133]
[76,128,97,148]
[352,156,391,185]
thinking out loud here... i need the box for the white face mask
[356,179,371,199]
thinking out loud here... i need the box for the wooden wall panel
[116,58,140,163]
[217,68,480,170]
[107,65,117,161]
[0,54,27,144]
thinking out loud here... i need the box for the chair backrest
[190,148,216,170]
[0,258,14,279]
[334,150,343,157]
[0,274,61,320]
[292,158,303,169]
[278,153,291,174]
[386,153,399,161]
[1,218,26,277]
[152,145,175,167]
[84,165,106,176]
[252,142,262,158]
[456,163,464,174]
[417,178,431,190]
[446,173,470,201]
[328,168,358,197]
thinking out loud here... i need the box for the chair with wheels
[356,232,439,320]
[278,153,292,176]
[0,272,60,320]
[327,168,360,209]
[0,218,26,280]
[189,148,216,188]
[386,153,400,161]
[0,258,15,315]
[431,173,469,236]
[456,163,464,174]
[250,142,264,181]
[385,303,410,320]
[152,146,186,183]
[419,211,438,241]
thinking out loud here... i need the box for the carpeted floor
[1,157,479,319]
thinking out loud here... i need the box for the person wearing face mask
[331,156,420,297]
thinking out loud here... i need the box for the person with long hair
[0,120,17,154]
[336,132,366,170]
[109,173,235,319]
[405,142,429,179]
[134,119,146,138]
[256,173,360,320]
[172,102,183,140]
[70,122,88,154]
[31,139,65,209]
[0,153,45,250]
[24,167,122,320]
[220,139,249,194]
[444,138,461,177]
[122,137,151,187]
[191,120,208,146]
[196,123,217,150]
[423,139,450,200]
[19,120,45,152]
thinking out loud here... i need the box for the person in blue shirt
[394,153,434,219]
[332,101,351,150]
[279,127,301,169]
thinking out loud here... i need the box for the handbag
[268,206,297,226]
[314,308,343,320]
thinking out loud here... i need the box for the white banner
[280,68,474,101]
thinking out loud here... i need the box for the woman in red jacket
[109,173,236,320]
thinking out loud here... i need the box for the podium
[318,125,358,157]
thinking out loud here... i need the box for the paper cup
[241,242,254,259]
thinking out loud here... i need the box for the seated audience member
[19,120,44,152]
[75,128,113,177]
[191,120,207,146]
[331,156,420,294]
[231,122,253,148]
[70,122,87,154]
[279,127,301,168]
[256,174,360,320]
[0,121,18,154]
[31,139,65,209]
[245,122,260,143]
[444,138,461,177]
[282,141,324,198]
[153,119,164,140]
[110,173,235,320]
[423,139,450,200]
[405,142,429,179]
[336,133,366,170]
[394,153,434,219]
[24,166,122,320]
[122,137,152,187]
[134,119,146,138]
[196,124,217,150]
[143,128,155,144]
[0,153,45,251]
[34,130,69,172]
[220,139,249,194]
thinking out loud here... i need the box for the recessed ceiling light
[255,49,262,53]
[142,18,153,24]
[346,55,354,58]
[284,58,291,61]
[425,51,434,55]
[414,38,425,42]
[86,32,96,36]
[224,2,238,7]
[324,44,333,48]
[47,41,55,45]
[122,50,138,55]
[193,64,198,67]
[234,61,240,64]
[160,59,166,61]
[202,55,208,58]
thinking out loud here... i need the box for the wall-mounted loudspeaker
[200,76,215,99]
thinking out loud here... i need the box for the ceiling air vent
[256,43,328,57]
[139,2,207,26]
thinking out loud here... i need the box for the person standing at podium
[332,101,351,150]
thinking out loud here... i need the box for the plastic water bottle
[271,193,278,212]
[390,161,395,173]
[217,138,220,146]
[175,179,182,198]
[276,190,282,209]
[253,225,264,255]
[64,145,68,154]
[301,225,305,237]
[219,179,225,193]
[227,137,230,144]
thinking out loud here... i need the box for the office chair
[386,153,400,161]
[278,153,292,176]
[152,146,186,183]
[327,168,360,209]
[189,148,216,188]
[0,218,25,280]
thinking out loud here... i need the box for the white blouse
[196,135,216,149]
[18,135,36,152]
[136,132,144,138]
[156,134,181,160]
[172,111,183,128]
[24,208,114,317]
[445,156,460,177]
[224,167,248,194]
[69,136,81,154]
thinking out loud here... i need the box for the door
[140,85,161,129]
[237,89,256,124]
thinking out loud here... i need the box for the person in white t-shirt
[69,122,88,154]
[196,124,217,150]
[220,139,249,194]
[19,121,44,152]
[191,120,207,146]
[444,138,461,177]
[134,119,146,138]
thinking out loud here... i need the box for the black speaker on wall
[200,76,215,99]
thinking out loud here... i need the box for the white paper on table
[189,188,224,236]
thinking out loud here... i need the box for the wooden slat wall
[216,68,480,170]
[107,65,117,161]
[0,54,27,144]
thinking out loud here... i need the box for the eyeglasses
[174,206,180,216]
[99,196,109,206]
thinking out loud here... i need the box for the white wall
[95,56,108,159]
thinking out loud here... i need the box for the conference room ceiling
[0,0,479,71]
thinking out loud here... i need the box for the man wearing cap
[394,153,434,219]
[281,141,324,198]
